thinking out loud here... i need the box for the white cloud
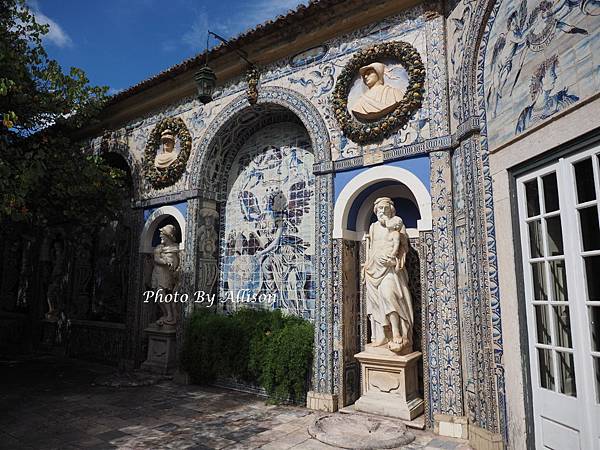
[28,1,73,48]
[182,11,209,51]
[180,0,308,52]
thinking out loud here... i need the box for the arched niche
[139,206,186,253]
[333,165,432,240]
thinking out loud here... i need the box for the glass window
[585,256,600,301]
[549,260,568,302]
[529,220,544,258]
[532,262,548,301]
[538,348,555,390]
[579,206,600,251]
[553,305,573,348]
[543,172,560,213]
[535,305,552,345]
[525,179,540,217]
[590,306,600,352]
[546,216,564,256]
[574,158,596,203]
[557,351,577,397]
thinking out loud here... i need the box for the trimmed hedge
[180,308,314,404]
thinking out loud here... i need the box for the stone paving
[0,355,472,450]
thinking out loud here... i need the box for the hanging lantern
[194,66,216,104]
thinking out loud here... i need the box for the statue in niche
[197,209,219,258]
[154,129,177,169]
[363,197,414,353]
[45,240,66,321]
[151,224,180,326]
[351,62,405,121]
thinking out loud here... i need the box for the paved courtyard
[0,355,471,449]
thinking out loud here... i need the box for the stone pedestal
[354,346,424,420]
[141,325,177,374]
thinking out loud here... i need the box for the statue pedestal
[141,325,177,375]
[354,346,424,421]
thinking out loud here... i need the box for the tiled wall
[484,0,600,149]
[219,122,316,319]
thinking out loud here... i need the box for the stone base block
[434,414,469,440]
[469,423,504,450]
[354,347,424,421]
[306,391,338,412]
[141,325,177,375]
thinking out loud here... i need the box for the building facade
[1,0,599,448]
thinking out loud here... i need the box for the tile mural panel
[219,123,316,319]
[484,0,600,148]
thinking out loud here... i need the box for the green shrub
[260,319,314,403]
[180,308,314,403]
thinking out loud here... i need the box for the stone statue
[154,129,177,169]
[45,240,65,321]
[363,197,414,353]
[151,224,180,326]
[351,62,405,121]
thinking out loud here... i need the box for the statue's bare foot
[388,336,409,353]
[372,338,388,347]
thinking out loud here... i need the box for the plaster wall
[489,94,600,450]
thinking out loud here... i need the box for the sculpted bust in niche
[154,129,177,169]
[351,62,405,122]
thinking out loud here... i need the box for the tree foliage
[0,0,126,235]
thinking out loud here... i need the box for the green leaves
[0,0,124,237]
[181,309,314,404]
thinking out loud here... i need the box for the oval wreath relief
[332,41,426,144]
[143,117,192,189]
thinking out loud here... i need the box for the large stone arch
[184,86,336,396]
[95,130,143,200]
[189,85,332,193]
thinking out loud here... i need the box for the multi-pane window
[523,171,576,396]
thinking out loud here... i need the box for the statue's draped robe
[364,221,413,341]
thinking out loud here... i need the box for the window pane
[542,172,560,213]
[525,179,540,217]
[549,259,568,302]
[585,256,600,301]
[535,305,552,345]
[538,348,555,390]
[532,262,548,300]
[529,220,544,258]
[553,305,573,348]
[546,216,563,256]
[580,206,600,251]
[574,158,596,203]
[557,351,577,397]
[590,306,600,352]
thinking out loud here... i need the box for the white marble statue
[154,129,177,169]
[363,197,414,353]
[351,62,405,121]
[151,224,180,326]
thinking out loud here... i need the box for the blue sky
[31,0,307,95]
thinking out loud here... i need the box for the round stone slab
[308,413,415,449]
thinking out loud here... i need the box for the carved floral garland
[143,117,191,189]
[332,41,426,144]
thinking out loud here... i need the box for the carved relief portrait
[349,62,407,121]
[143,117,192,189]
[332,41,425,144]
[154,129,179,169]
